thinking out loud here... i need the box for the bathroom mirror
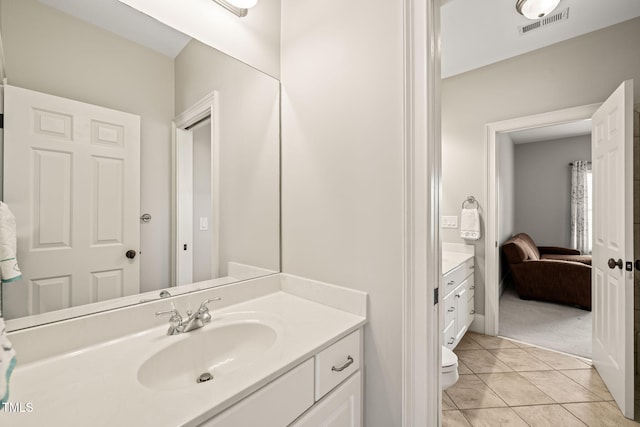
[0,0,280,330]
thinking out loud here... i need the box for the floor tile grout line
[462,344,605,407]
[445,333,639,425]
[475,369,560,407]
[458,406,537,427]
[559,402,591,426]
[460,340,561,407]
[554,368,612,401]
[468,372,511,409]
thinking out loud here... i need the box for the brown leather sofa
[501,233,592,311]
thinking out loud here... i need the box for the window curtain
[570,160,592,254]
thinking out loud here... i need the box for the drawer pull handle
[470,309,476,314]
[447,338,455,344]
[447,307,455,312]
[447,281,455,286]
[332,356,354,372]
[470,285,475,290]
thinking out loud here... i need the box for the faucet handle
[199,297,221,311]
[198,297,221,324]
[156,307,183,335]
[155,308,181,318]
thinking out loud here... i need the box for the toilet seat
[442,346,458,369]
[441,346,459,390]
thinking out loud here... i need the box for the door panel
[591,79,634,419]
[3,85,140,315]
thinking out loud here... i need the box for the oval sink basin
[138,321,278,390]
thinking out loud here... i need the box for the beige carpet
[499,287,592,359]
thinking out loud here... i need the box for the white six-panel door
[3,85,140,316]
[591,79,634,419]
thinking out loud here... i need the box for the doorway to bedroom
[496,119,593,359]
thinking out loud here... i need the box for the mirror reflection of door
[3,85,141,317]
[176,117,216,285]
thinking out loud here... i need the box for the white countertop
[442,251,473,275]
[2,284,367,426]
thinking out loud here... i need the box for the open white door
[591,79,634,419]
[3,85,140,315]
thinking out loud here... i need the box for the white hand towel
[0,202,21,284]
[460,208,481,241]
[0,318,16,405]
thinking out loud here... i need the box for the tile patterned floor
[443,332,640,426]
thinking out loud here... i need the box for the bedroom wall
[513,135,591,248]
[442,16,640,317]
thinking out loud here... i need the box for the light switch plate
[441,215,458,229]
[199,217,209,230]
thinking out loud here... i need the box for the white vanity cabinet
[442,257,475,349]
[291,371,361,427]
[199,329,363,427]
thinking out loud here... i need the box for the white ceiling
[441,0,640,79]
[39,0,640,70]
[38,0,191,58]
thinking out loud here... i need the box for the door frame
[484,103,600,336]
[171,91,220,286]
[401,0,441,425]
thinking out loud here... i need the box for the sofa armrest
[537,246,581,256]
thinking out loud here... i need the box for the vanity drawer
[443,320,456,348]
[444,292,456,328]
[443,258,473,295]
[200,358,314,427]
[315,329,361,400]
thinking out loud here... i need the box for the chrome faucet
[155,297,221,335]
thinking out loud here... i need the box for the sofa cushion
[516,233,540,260]
[502,233,540,264]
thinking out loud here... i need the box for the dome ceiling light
[516,0,561,20]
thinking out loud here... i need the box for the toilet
[441,346,459,390]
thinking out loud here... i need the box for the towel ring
[462,196,479,209]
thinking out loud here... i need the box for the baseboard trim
[469,314,485,334]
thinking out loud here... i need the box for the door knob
[126,250,137,259]
[607,258,623,269]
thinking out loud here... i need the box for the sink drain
[197,372,214,384]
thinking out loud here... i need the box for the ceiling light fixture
[211,0,258,18]
[516,0,561,20]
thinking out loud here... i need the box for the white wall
[442,17,640,316]
[175,39,280,276]
[497,133,515,247]
[281,0,405,425]
[514,135,591,248]
[118,0,281,78]
[1,0,175,293]
[192,119,213,282]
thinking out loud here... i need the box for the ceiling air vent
[518,8,570,35]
